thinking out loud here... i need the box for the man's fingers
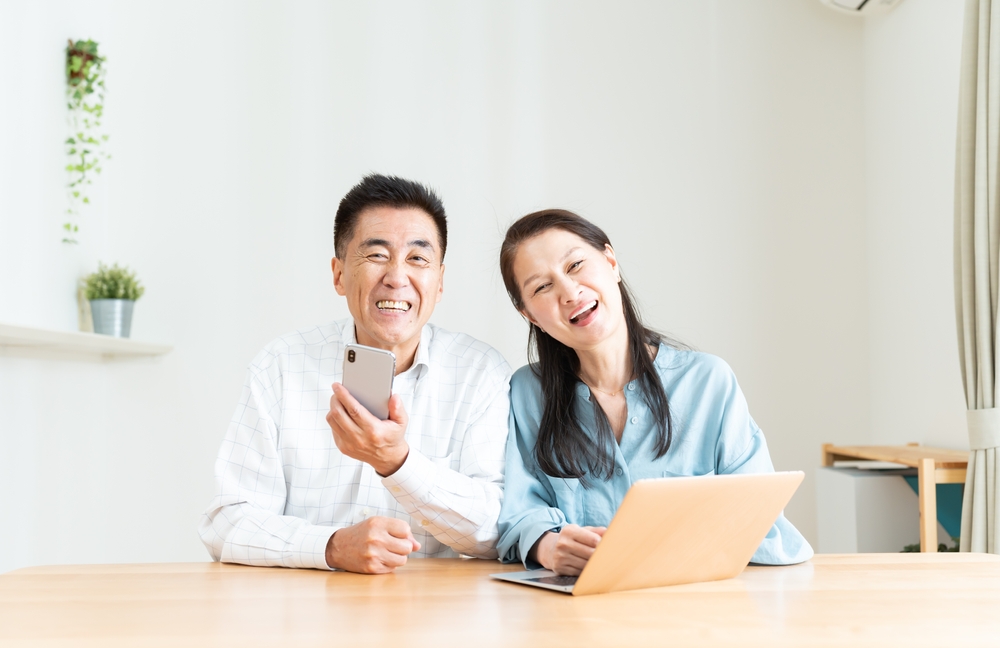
[378,549,409,569]
[387,394,408,426]
[373,518,418,557]
[332,383,378,425]
[382,517,417,541]
[382,534,417,557]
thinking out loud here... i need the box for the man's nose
[382,259,410,288]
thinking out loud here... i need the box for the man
[198,174,510,573]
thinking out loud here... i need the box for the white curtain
[956,0,1000,554]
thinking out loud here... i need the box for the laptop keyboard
[528,575,579,587]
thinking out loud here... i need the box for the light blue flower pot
[90,299,135,338]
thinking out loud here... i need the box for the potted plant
[84,262,145,337]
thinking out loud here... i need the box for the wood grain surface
[2,554,999,647]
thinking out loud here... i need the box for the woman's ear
[520,308,544,333]
[604,244,621,282]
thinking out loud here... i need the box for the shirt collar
[345,318,432,376]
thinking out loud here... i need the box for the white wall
[1,0,876,573]
[863,0,967,449]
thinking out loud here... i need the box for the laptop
[491,471,804,596]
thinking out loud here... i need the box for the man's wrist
[325,531,340,569]
[374,443,410,477]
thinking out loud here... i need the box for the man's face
[332,206,445,358]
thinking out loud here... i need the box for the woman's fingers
[561,524,603,550]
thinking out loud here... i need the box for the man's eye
[410,255,428,264]
[368,253,388,261]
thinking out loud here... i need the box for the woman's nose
[556,277,581,303]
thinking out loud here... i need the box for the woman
[496,209,812,575]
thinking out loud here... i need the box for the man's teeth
[570,301,598,322]
[377,300,411,311]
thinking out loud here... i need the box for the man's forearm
[380,449,503,558]
[200,501,339,570]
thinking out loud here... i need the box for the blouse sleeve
[495,373,567,568]
[712,359,814,565]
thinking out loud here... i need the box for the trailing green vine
[64,39,110,244]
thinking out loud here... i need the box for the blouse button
[628,384,635,391]
[615,467,624,477]
[630,417,638,425]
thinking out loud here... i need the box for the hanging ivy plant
[64,39,110,244]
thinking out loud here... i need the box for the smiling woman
[495,209,813,576]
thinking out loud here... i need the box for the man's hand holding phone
[327,383,410,477]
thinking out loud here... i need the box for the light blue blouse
[497,344,813,568]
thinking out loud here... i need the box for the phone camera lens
[348,350,355,362]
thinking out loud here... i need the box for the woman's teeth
[377,300,411,311]
[570,301,598,323]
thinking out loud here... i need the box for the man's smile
[376,300,412,312]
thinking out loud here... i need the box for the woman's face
[512,228,625,353]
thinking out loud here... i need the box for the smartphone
[342,344,396,420]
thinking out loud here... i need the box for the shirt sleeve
[379,358,510,559]
[197,357,339,570]
[713,362,814,565]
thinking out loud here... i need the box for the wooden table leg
[918,458,937,552]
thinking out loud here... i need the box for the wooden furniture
[2,555,999,647]
[0,322,171,359]
[822,443,969,552]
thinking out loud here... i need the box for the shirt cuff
[287,523,338,571]
[380,448,439,506]
[519,520,565,569]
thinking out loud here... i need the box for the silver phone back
[342,344,396,420]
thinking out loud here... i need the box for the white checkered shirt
[198,318,511,569]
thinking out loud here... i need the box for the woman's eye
[569,260,583,271]
[533,283,550,295]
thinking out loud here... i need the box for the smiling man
[199,174,511,573]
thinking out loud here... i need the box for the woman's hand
[532,525,607,575]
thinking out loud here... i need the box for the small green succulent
[85,262,145,301]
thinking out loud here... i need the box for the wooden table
[2,555,999,647]
[822,443,969,552]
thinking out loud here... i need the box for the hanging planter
[84,263,145,337]
[64,39,110,244]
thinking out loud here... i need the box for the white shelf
[0,322,172,359]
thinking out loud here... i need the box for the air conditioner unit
[820,0,906,16]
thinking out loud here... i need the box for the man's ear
[331,257,347,296]
[436,263,445,304]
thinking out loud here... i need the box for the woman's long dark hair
[499,209,675,482]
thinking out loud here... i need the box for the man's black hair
[334,174,447,260]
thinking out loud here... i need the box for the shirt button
[628,384,635,391]
[615,467,624,476]
[362,508,370,516]
[630,417,638,424]
[390,486,401,493]
[421,520,430,527]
